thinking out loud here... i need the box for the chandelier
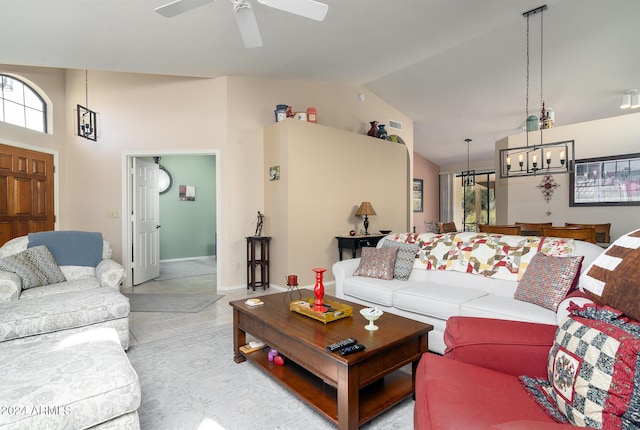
[461,138,475,187]
[499,5,574,178]
[76,70,98,141]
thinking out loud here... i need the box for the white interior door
[132,158,160,285]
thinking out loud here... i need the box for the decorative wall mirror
[154,157,173,195]
[158,165,173,195]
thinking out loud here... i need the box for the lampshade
[355,202,376,216]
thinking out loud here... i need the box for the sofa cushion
[18,277,101,299]
[460,295,557,325]
[579,228,640,320]
[353,246,398,280]
[0,245,66,290]
[414,353,557,430]
[444,317,557,378]
[0,288,129,342]
[0,328,140,429]
[382,241,418,280]
[393,282,488,320]
[28,230,104,267]
[342,276,412,307]
[514,253,583,311]
[522,303,640,428]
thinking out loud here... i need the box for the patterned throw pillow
[579,229,640,320]
[424,221,439,233]
[521,303,640,428]
[0,245,66,289]
[514,252,584,311]
[353,246,398,280]
[382,241,418,280]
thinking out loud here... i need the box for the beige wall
[412,152,440,232]
[264,119,409,286]
[0,65,413,289]
[496,112,640,241]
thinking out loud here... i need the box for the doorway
[123,151,220,289]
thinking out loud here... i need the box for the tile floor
[122,274,333,346]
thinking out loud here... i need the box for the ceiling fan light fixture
[233,0,263,48]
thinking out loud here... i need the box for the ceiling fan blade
[257,0,328,22]
[154,0,216,18]
[233,1,263,48]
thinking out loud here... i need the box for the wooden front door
[0,144,55,247]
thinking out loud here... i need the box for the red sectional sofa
[414,317,574,429]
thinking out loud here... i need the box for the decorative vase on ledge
[376,124,388,140]
[367,121,378,137]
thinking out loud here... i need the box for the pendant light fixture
[461,138,475,187]
[76,70,98,141]
[499,5,574,178]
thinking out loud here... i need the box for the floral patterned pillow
[353,247,398,280]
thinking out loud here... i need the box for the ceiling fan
[154,0,329,48]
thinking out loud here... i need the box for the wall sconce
[355,201,376,235]
[499,140,574,178]
[621,89,640,109]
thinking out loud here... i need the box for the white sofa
[333,232,604,354]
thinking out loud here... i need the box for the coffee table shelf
[230,290,431,429]
[240,347,414,425]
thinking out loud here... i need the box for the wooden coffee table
[230,290,432,429]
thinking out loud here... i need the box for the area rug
[126,323,414,430]
[124,293,224,313]
[156,258,216,281]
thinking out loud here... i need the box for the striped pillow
[579,229,640,320]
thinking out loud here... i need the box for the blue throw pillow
[28,231,103,267]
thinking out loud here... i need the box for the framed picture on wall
[413,179,424,212]
[569,152,640,206]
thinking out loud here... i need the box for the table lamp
[355,202,376,235]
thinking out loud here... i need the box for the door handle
[156,225,162,229]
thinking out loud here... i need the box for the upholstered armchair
[0,231,125,302]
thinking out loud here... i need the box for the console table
[246,236,270,290]
[335,234,385,260]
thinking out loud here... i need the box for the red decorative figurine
[312,268,328,312]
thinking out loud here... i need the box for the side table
[335,234,385,260]
[246,236,270,290]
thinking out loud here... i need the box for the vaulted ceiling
[1,0,638,167]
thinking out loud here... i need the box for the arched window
[0,74,47,133]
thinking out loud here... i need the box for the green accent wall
[158,155,216,260]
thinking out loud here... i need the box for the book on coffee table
[239,341,267,354]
